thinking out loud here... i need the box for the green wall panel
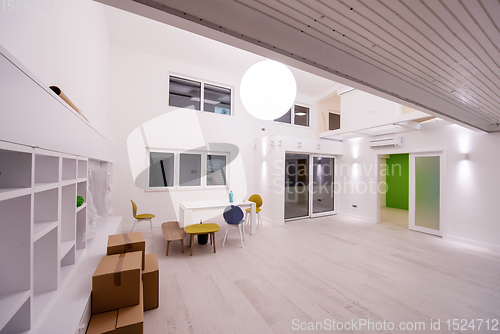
[385,153,409,210]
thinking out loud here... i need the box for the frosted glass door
[409,153,442,236]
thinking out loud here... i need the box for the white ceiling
[103,5,339,100]
[97,0,500,132]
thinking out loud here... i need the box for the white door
[409,152,443,236]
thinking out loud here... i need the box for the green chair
[244,194,263,229]
[130,200,155,235]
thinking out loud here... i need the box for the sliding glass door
[311,156,335,216]
[285,154,309,219]
[285,153,336,220]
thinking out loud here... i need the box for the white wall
[0,0,110,136]
[337,125,500,250]
[107,45,327,225]
[340,90,402,129]
[380,158,387,207]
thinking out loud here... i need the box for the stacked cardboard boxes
[87,232,159,334]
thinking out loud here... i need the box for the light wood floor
[121,213,500,334]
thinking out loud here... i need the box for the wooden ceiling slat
[421,0,500,97]
[402,0,500,119]
[309,0,500,118]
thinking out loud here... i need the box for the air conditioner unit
[337,86,356,96]
[370,137,403,148]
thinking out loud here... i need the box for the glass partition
[312,157,335,214]
[285,153,309,219]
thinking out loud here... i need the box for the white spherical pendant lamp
[240,60,297,120]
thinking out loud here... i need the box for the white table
[179,199,257,235]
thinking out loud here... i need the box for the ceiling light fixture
[240,60,296,120]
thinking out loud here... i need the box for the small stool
[161,221,186,256]
[184,223,220,256]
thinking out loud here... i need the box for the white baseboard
[261,216,284,227]
[444,235,500,253]
[336,212,377,224]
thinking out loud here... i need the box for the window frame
[274,103,312,127]
[168,73,234,116]
[146,148,230,191]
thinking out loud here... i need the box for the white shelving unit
[0,143,107,334]
[0,45,113,334]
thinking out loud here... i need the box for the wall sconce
[270,141,275,147]
[461,153,470,160]
[317,144,321,150]
[298,142,302,148]
[278,140,282,147]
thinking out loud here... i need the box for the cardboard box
[142,253,159,311]
[87,283,144,334]
[107,232,146,269]
[116,281,144,334]
[92,252,142,315]
[86,310,117,334]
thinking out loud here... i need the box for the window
[169,76,201,110]
[207,155,227,186]
[274,104,310,127]
[204,84,231,115]
[149,152,174,187]
[294,105,309,127]
[148,150,228,189]
[169,75,231,115]
[179,153,202,187]
[329,112,341,130]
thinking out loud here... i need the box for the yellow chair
[244,194,263,229]
[130,200,155,235]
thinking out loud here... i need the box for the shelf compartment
[32,290,58,328]
[60,245,76,284]
[76,181,87,206]
[76,202,86,213]
[0,188,31,202]
[61,184,76,243]
[33,228,58,324]
[0,295,30,333]
[0,195,31,300]
[76,208,87,250]
[33,221,58,242]
[34,188,58,224]
[62,158,77,181]
[34,154,59,184]
[77,160,87,179]
[0,149,32,193]
[60,241,75,261]
[0,291,30,332]
[33,183,58,193]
